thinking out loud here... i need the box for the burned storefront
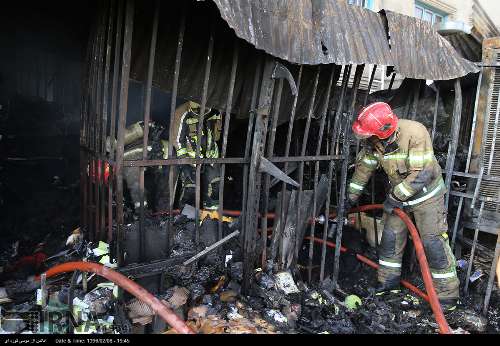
[1,0,499,336]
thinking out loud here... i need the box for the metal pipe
[183,230,240,266]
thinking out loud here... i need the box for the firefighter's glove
[383,194,404,215]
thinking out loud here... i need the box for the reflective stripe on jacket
[348,119,445,208]
[173,102,221,160]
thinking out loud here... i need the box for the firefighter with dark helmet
[173,101,222,212]
[345,102,459,312]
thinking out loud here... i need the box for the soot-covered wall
[0,1,95,247]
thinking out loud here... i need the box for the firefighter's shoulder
[397,119,428,135]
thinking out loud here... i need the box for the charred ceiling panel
[384,10,479,80]
[212,0,393,66]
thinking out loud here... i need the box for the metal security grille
[479,52,500,214]
[81,0,489,319]
[79,0,370,294]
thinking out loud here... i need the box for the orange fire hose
[40,262,195,334]
[69,205,449,333]
[356,205,450,334]
[305,236,430,302]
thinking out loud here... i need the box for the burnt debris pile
[1,211,498,334]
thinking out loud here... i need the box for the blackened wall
[0,1,95,248]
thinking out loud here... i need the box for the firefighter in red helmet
[346,102,459,312]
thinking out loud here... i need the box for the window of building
[347,0,374,10]
[415,2,447,26]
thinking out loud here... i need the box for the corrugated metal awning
[213,0,479,80]
[384,10,479,80]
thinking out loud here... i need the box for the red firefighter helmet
[352,102,398,139]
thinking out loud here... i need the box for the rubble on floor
[1,214,499,334]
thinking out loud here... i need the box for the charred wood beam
[242,58,276,294]
[260,75,283,268]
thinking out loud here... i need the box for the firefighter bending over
[345,102,460,312]
[173,101,222,211]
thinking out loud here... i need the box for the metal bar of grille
[94,7,106,241]
[464,201,485,294]
[108,0,124,243]
[100,0,114,242]
[122,156,344,167]
[138,0,159,262]
[431,87,440,143]
[307,65,338,282]
[115,0,134,266]
[294,67,321,263]
[271,66,302,264]
[320,65,352,281]
[167,7,186,253]
[444,79,462,210]
[483,234,500,314]
[218,40,239,244]
[241,57,263,242]
[195,17,215,243]
[333,64,365,286]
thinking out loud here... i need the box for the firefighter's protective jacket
[172,101,222,159]
[347,119,445,208]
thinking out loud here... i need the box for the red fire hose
[66,205,449,333]
[305,236,429,302]
[307,204,451,334]
[40,262,195,334]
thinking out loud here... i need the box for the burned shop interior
[1,0,500,335]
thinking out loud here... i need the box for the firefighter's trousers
[378,196,459,300]
[179,164,221,210]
